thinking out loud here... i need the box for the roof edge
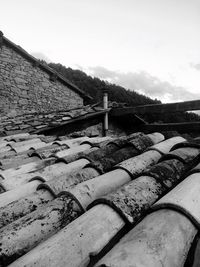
[33,108,110,134]
[0,31,92,101]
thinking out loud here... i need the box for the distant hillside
[48,63,160,106]
[48,62,200,123]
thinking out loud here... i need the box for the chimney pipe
[103,89,108,136]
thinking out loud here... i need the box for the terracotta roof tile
[0,131,200,266]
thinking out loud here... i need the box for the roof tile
[0,130,200,267]
[95,209,196,267]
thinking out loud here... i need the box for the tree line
[47,62,200,123]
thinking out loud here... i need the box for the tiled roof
[0,131,200,266]
[0,105,106,136]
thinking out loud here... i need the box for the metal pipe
[103,89,108,136]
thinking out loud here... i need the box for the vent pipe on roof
[0,31,3,47]
[103,89,108,136]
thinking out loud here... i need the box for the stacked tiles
[95,162,200,267]
[6,135,200,267]
[0,132,166,265]
[0,132,161,229]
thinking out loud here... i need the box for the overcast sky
[1,0,200,103]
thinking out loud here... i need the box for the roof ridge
[0,31,92,101]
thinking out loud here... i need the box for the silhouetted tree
[48,62,200,123]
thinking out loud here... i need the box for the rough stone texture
[68,123,103,137]
[0,44,83,116]
[62,122,126,139]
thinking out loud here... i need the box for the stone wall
[0,44,83,117]
[42,118,127,137]
[67,122,126,138]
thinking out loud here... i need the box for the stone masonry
[0,40,84,117]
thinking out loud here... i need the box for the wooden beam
[136,122,200,133]
[110,100,200,116]
[33,109,110,135]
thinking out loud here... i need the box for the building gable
[0,31,91,117]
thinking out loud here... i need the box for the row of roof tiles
[0,105,104,136]
[0,132,200,266]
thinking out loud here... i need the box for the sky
[1,0,200,103]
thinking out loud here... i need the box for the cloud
[88,66,200,103]
[191,63,200,71]
[31,52,51,63]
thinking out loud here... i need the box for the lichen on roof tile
[0,130,200,267]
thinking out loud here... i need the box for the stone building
[0,31,91,117]
[0,31,145,137]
